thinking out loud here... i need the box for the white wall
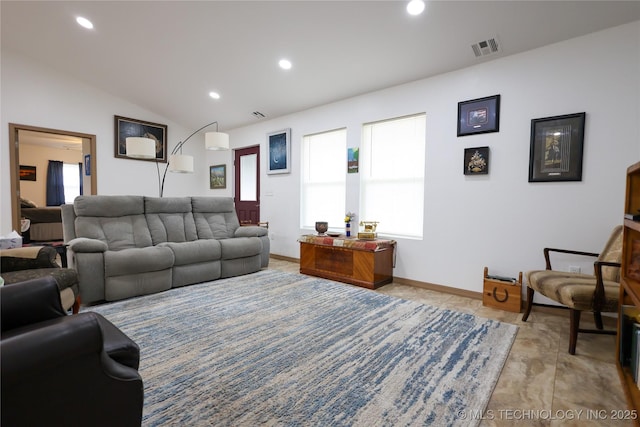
[2,22,639,297]
[0,50,225,233]
[227,21,640,296]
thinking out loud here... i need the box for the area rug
[85,270,518,426]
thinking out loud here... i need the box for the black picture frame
[210,164,226,189]
[528,112,586,182]
[464,146,490,175]
[457,95,500,137]
[19,165,36,181]
[267,129,291,175]
[114,115,168,163]
[84,154,91,176]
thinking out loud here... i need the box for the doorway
[9,123,97,234]
[234,145,260,224]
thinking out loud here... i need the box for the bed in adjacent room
[20,198,63,242]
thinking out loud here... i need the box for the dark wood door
[234,146,260,224]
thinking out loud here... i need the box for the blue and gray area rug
[86,270,517,426]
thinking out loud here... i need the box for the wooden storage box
[299,236,395,289]
[482,267,522,313]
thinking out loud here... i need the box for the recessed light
[209,92,221,100]
[406,0,425,16]
[76,16,94,29]
[279,59,292,70]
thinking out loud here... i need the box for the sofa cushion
[219,237,262,260]
[145,197,198,244]
[74,195,144,217]
[526,270,619,312]
[75,216,153,251]
[235,226,268,238]
[72,196,152,251]
[104,247,174,276]
[68,238,108,253]
[192,197,240,239]
[158,240,221,266]
[598,225,623,282]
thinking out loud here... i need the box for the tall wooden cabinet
[618,161,640,419]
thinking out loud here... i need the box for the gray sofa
[61,195,269,304]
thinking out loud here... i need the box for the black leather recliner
[1,276,144,426]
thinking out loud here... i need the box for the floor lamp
[126,121,229,197]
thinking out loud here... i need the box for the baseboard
[393,276,483,300]
[270,254,300,263]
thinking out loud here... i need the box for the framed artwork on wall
[19,165,36,181]
[267,128,291,175]
[457,94,501,137]
[84,155,91,176]
[210,164,226,189]
[464,146,489,175]
[114,115,168,163]
[348,148,359,173]
[528,112,585,182]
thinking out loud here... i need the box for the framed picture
[19,165,36,181]
[528,112,586,182]
[210,164,226,189]
[84,154,91,176]
[457,94,501,137]
[348,148,359,174]
[114,115,168,163]
[267,129,291,175]
[464,146,489,175]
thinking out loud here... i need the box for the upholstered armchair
[1,276,144,426]
[0,245,80,313]
[523,226,623,354]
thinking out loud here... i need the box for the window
[63,163,81,204]
[361,114,426,238]
[301,128,347,230]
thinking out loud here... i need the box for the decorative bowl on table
[315,221,329,235]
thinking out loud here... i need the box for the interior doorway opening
[9,123,97,236]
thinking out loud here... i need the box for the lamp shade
[205,132,229,150]
[168,154,194,173]
[125,137,156,159]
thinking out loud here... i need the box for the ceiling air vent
[471,37,501,58]
[252,111,266,119]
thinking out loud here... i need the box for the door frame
[9,123,97,234]
[234,145,260,224]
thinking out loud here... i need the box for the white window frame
[360,113,426,239]
[300,128,347,231]
[62,162,81,204]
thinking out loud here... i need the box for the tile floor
[268,258,634,427]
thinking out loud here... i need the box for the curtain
[78,162,84,195]
[46,160,65,206]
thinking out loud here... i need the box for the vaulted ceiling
[3,1,640,132]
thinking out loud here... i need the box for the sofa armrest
[235,226,268,238]
[1,276,66,332]
[543,247,599,270]
[0,246,59,271]
[1,313,104,383]
[1,312,143,426]
[68,237,108,253]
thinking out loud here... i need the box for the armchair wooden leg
[72,295,81,314]
[522,287,535,321]
[569,309,581,355]
[593,311,604,330]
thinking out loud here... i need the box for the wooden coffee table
[299,235,396,289]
